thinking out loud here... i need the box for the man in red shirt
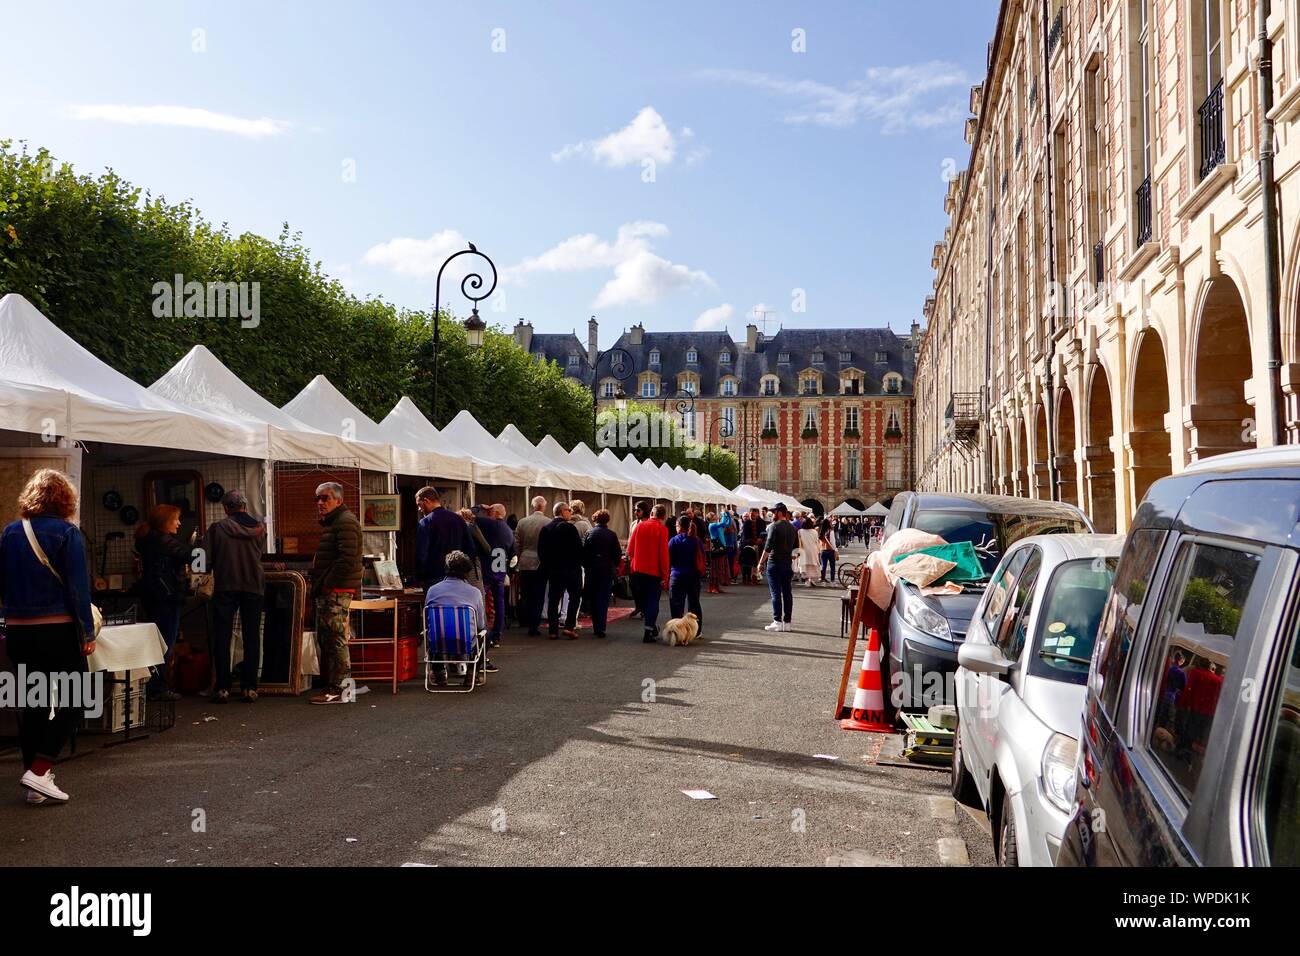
[627,503,671,643]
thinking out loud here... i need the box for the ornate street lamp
[581,341,635,449]
[432,243,497,417]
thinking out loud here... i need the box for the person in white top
[796,514,821,587]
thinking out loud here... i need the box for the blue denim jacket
[0,516,96,640]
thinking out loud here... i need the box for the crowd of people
[0,465,874,803]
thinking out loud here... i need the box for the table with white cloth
[82,623,168,746]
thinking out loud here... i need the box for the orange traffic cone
[839,628,893,733]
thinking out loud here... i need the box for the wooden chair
[346,597,400,695]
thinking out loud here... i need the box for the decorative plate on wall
[119,505,139,526]
[204,481,225,503]
[102,490,122,512]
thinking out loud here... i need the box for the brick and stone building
[514,317,916,514]
[914,0,1300,532]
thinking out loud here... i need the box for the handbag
[22,518,102,639]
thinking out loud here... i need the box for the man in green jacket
[311,482,362,704]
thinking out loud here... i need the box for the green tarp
[891,541,985,584]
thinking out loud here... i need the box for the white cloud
[694,303,734,331]
[699,62,968,133]
[504,221,713,308]
[69,104,290,138]
[553,107,699,167]
[359,230,470,279]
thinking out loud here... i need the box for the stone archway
[1130,330,1173,510]
[1086,366,1117,533]
[1056,387,1078,506]
[1033,403,1050,499]
[800,497,825,518]
[844,497,866,511]
[1189,275,1255,460]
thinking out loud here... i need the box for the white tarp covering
[605,450,666,501]
[441,409,554,488]
[829,501,865,517]
[279,375,400,473]
[376,396,473,481]
[733,484,785,509]
[498,425,590,493]
[150,346,392,471]
[0,293,262,456]
[537,434,606,494]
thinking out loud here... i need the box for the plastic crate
[84,680,148,734]
[351,635,420,682]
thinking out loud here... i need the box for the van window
[982,547,1029,632]
[1146,541,1260,799]
[1259,613,1300,865]
[1096,529,1165,719]
[999,548,1042,659]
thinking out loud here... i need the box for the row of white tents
[0,294,770,561]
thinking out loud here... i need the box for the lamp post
[705,415,736,479]
[431,243,497,420]
[582,345,635,450]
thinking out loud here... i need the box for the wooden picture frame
[361,493,401,532]
[256,570,307,696]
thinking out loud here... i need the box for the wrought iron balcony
[944,392,982,445]
[1048,7,1064,57]
[1198,80,1225,181]
[1135,176,1152,248]
[1093,240,1104,285]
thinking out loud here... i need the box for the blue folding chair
[423,603,486,693]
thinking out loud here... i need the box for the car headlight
[1040,733,1077,814]
[901,596,951,640]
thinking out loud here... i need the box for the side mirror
[958,642,1012,675]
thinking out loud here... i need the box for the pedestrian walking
[514,495,549,636]
[706,511,728,593]
[0,469,97,804]
[204,490,266,703]
[757,503,798,632]
[797,517,821,587]
[134,503,188,701]
[581,509,621,638]
[627,502,670,643]
[668,515,705,636]
[818,519,838,584]
[475,503,513,648]
[309,482,361,704]
[538,500,583,639]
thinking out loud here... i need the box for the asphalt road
[0,543,993,867]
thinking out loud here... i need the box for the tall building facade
[915,0,1300,533]
[515,317,916,513]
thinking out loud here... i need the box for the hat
[773,502,788,514]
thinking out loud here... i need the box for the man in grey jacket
[513,495,550,636]
[204,490,267,703]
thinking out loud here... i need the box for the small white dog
[662,612,700,646]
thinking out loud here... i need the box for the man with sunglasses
[310,483,362,704]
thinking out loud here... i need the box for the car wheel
[998,792,1019,867]
[949,717,980,808]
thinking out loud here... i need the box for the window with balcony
[1132,0,1154,247]
[1195,0,1225,180]
[722,406,736,432]
[800,446,819,484]
[844,405,860,436]
[885,407,903,438]
[886,450,904,487]
[803,406,818,432]
[1085,61,1105,285]
[761,406,778,438]
[845,446,860,488]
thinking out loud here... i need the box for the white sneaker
[25,789,47,805]
[20,770,69,802]
[782,622,792,631]
[763,621,783,632]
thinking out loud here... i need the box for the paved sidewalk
[0,547,992,867]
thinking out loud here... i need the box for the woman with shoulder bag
[0,469,98,804]
[134,504,187,702]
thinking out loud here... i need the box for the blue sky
[3,0,997,345]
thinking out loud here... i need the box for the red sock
[31,758,53,776]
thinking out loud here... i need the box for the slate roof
[528,332,593,386]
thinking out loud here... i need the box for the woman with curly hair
[0,469,97,804]
[134,504,188,702]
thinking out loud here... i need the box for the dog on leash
[662,612,700,646]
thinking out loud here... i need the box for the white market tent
[0,293,262,457]
[377,397,474,483]
[151,346,388,471]
[607,450,668,502]
[537,434,612,514]
[633,455,679,502]
[494,424,574,514]
[732,484,785,509]
[569,442,638,498]
[828,501,865,517]
[498,425,589,494]
[280,375,401,474]
[863,501,890,517]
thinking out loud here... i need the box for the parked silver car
[950,533,1125,866]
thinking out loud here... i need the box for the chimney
[745,323,759,352]
[513,318,533,353]
[629,322,644,346]
[588,315,599,365]
[910,320,921,353]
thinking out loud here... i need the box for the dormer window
[883,372,903,393]
[720,350,731,363]
[839,350,852,362]
[681,379,697,395]
[811,351,824,364]
[761,375,780,396]
[602,381,617,398]
[800,374,819,395]
[567,352,580,367]
[875,350,889,362]
[686,348,698,364]
[721,378,736,396]
[777,351,791,364]
[641,379,658,398]
[649,349,661,366]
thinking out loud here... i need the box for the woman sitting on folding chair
[424,550,496,688]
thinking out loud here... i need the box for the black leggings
[4,622,86,770]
